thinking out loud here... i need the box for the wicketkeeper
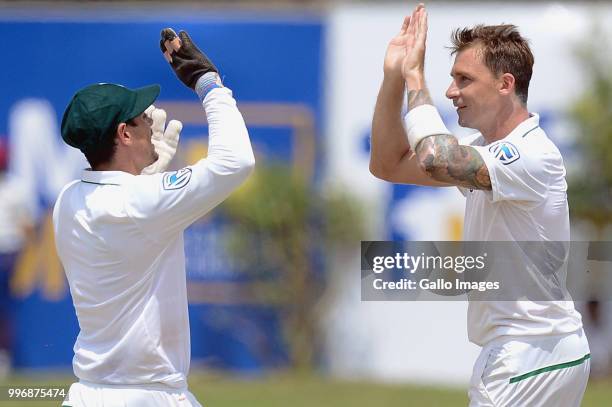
[55,28,255,407]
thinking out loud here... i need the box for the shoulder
[122,172,166,206]
[54,180,81,206]
[514,126,564,165]
[121,168,194,218]
[52,179,80,225]
[459,132,484,147]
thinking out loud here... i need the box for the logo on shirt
[163,168,192,190]
[489,142,520,165]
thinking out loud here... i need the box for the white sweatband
[403,104,452,150]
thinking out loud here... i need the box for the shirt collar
[81,169,135,186]
[468,113,540,147]
[504,113,540,141]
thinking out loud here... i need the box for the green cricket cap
[61,83,160,153]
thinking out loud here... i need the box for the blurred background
[0,0,611,405]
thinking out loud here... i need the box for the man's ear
[498,73,516,97]
[116,122,132,147]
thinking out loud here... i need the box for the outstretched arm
[401,4,491,190]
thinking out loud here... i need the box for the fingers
[144,105,155,117]
[414,5,427,43]
[400,15,410,35]
[178,31,195,49]
[161,27,177,42]
[164,120,182,149]
[408,6,419,39]
[160,28,181,63]
[421,9,428,42]
[406,4,427,42]
[166,37,181,53]
[151,108,167,141]
[166,119,182,135]
[160,28,177,54]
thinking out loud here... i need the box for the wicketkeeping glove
[160,28,218,90]
[141,105,183,175]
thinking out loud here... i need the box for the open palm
[401,4,427,81]
[383,15,410,81]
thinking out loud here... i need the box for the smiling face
[446,45,504,131]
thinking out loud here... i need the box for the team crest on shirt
[163,168,192,190]
[489,142,520,165]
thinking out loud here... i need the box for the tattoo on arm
[406,86,491,190]
[406,88,433,110]
[415,135,492,190]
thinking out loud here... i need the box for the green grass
[0,371,610,406]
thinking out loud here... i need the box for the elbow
[369,160,391,181]
[243,154,256,177]
[209,149,255,185]
[234,152,256,182]
[369,160,381,178]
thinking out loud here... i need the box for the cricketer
[369,4,590,406]
[53,28,255,406]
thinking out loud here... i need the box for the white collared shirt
[459,114,584,348]
[53,88,254,388]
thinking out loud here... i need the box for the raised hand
[402,4,428,88]
[141,105,183,175]
[160,28,219,90]
[383,15,411,82]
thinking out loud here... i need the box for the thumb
[151,108,167,139]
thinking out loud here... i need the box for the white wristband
[403,104,452,150]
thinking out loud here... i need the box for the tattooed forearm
[415,135,492,190]
[406,88,433,110]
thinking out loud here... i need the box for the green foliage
[221,163,365,369]
[568,30,612,226]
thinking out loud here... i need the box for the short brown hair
[450,24,534,104]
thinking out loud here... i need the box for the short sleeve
[456,133,483,198]
[471,140,549,204]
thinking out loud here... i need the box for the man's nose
[446,81,459,100]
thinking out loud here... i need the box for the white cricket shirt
[459,113,584,347]
[53,88,255,389]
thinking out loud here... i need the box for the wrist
[403,105,452,150]
[383,72,406,90]
[383,66,405,82]
[403,70,425,90]
[382,75,406,95]
[195,72,223,101]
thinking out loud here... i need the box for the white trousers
[61,381,203,407]
[469,330,590,406]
